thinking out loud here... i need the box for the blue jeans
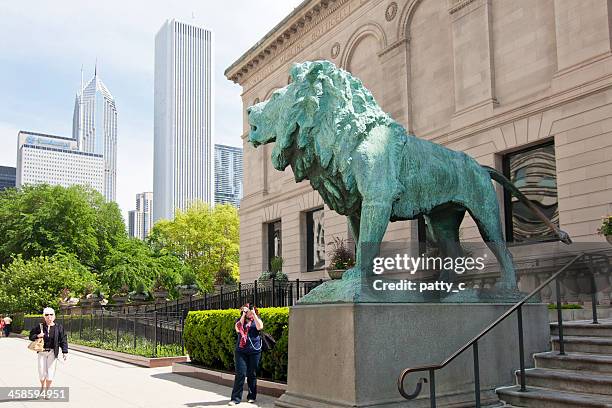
[230,351,261,402]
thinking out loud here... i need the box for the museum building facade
[225,0,612,282]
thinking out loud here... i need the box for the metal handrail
[397,252,587,407]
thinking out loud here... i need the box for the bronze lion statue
[247,60,569,291]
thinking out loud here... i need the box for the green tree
[100,238,157,295]
[0,184,126,271]
[100,237,187,298]
[0,252,99,314]
[149,202,239,292]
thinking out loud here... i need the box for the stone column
[449,0,497,125]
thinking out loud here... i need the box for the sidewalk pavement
[0,337,276,408]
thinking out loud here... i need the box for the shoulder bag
[247,330,276,352]
[28,323,45,352]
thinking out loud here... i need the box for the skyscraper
[214,144,243,207]
[153,19,214,222]
[0,166,16,191]
[16,131,104,193]
[128,192,153,240]
[72,67,118,202]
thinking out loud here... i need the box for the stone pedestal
[275,303,549,408]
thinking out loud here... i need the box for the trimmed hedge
[10,312,24,333]
[184,307,289,381]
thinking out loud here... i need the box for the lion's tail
[482,165,572,244]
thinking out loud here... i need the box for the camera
[248,304,254,310]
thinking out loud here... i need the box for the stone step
[551,321,612,337]
[516,368,612,396]
[535,351,612,374]
[552,336,612,354]
[496,385,612,408]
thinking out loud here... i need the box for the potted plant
[152,279,168,302]
[598,215,612,245]
[79,285,94,307]
[327,236,355,280]
[112,285,130,305]
[88,287,104,307]
[258,255,289,282]
[270,256,283,275]
[129,282,148,302]
[178,271,198,297]
[258,270,289,282]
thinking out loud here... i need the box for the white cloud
[0,0,303,218]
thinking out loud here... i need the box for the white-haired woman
[28,307,68,398]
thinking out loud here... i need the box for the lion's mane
[272,61,400,215]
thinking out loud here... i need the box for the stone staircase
[496,319,612,407]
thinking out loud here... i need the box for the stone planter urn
[78,296,92,312]
[59,300,71,310]
[112,295,129,306]
[327,269,346,280]
[87,293,103,307]
[153,289,168,302]
[179,286,198,297]
[129,293,147,302]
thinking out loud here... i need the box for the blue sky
[0,0,302,220]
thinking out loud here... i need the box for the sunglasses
[44,314,54,316]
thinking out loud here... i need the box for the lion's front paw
[341,267,362,280]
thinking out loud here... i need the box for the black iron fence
[23,279,326,358]
[73,278,327,317]
[24,310,186,358]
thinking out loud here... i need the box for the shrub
[270,256,283,274]
[0,253,99,314]
[548,303,583,310]
[183,307,289,381]
[598,215,612,236]
[10,312,24,332]
[258,270,289,282]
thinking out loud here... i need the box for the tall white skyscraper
[129,192,153,240]
[72,67,118,202]
[153,19,214,222]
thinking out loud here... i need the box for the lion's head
[247,60,392,212]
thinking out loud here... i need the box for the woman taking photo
[28,307,68,398]
[229,303,263,406]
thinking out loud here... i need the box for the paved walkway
[0,337,276,408]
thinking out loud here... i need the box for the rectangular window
[267,220,282,270]
[306,208,325,271]
[503,141,559,243]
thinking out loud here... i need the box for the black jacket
[29,323,68,358]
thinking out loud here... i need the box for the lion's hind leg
[468,205,517,290]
